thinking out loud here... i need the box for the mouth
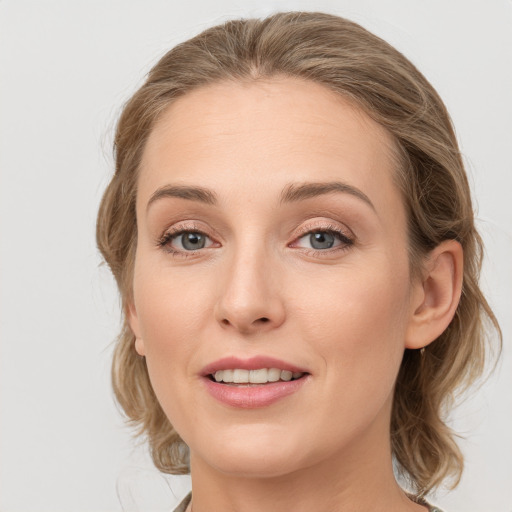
[201,357,310,408]
[209,368,306,385]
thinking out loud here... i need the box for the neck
[186,411,426,512]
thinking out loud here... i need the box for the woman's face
[130,78,421,477]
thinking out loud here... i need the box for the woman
[96,12,500,512]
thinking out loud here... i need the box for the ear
[405,240,463,350]
[128,301,146,356]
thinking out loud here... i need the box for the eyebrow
[280,181,375,211]
[146,181,375,212]
[147,185,218,211]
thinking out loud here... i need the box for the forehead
[138,78,402,217]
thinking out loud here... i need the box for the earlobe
[405,240,463,350]
[128,302,146,356]
[134,337,146,356]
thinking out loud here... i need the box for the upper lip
[201,356,309,376]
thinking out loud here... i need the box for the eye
[158,230,215,253]
[305,231,337,250]
[176,232,210,250]
[293,229,353,251]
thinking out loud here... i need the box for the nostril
[218,316,274,330]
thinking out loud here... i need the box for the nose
[214,246,286,334]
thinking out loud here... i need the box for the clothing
[172,492,444,511]
[174,492,191,512]
[409,493,444,512]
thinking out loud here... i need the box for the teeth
[233,369,249,383]
[249,369,268,384]
[213,368,304,384]
[268,368,281,382]
[215,369,234,383]
[223,369,234,382]
[280,370,292,381]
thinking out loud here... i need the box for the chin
[191,425,313,478]
[208,451,307,479]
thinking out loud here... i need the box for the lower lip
[203,377,308,408]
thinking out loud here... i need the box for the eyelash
[156,222,354,258]
[291,223,354,256]
[156,223,214,257]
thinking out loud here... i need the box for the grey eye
[180,232,207,250]
[309,232,335,249]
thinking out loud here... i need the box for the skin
[129,78,463,512]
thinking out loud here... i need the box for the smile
[202,356,310,408]
[212,368,305,384]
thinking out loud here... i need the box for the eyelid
[161,219,217,236]
[292,219,354,241]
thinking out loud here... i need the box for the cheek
[283,265,411,454]
[131,268,207,442]
[133,263,210,345]
[131,263,210,410]
[297,260,411,391]
[302,258,409,330]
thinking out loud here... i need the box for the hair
[96,11,501,497]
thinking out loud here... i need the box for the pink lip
[201,356,310,409]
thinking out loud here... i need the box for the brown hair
[96,12,501,496]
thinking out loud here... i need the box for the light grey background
[1,1,510,511]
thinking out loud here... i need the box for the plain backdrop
[0,1,511,511]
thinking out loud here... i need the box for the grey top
[172,492,444,511]
[173,492,191,512]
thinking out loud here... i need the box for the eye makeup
[289,220,355,259]
[156,221,220,257]
[155,216,356,261]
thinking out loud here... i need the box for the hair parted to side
[96,12,501,496]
